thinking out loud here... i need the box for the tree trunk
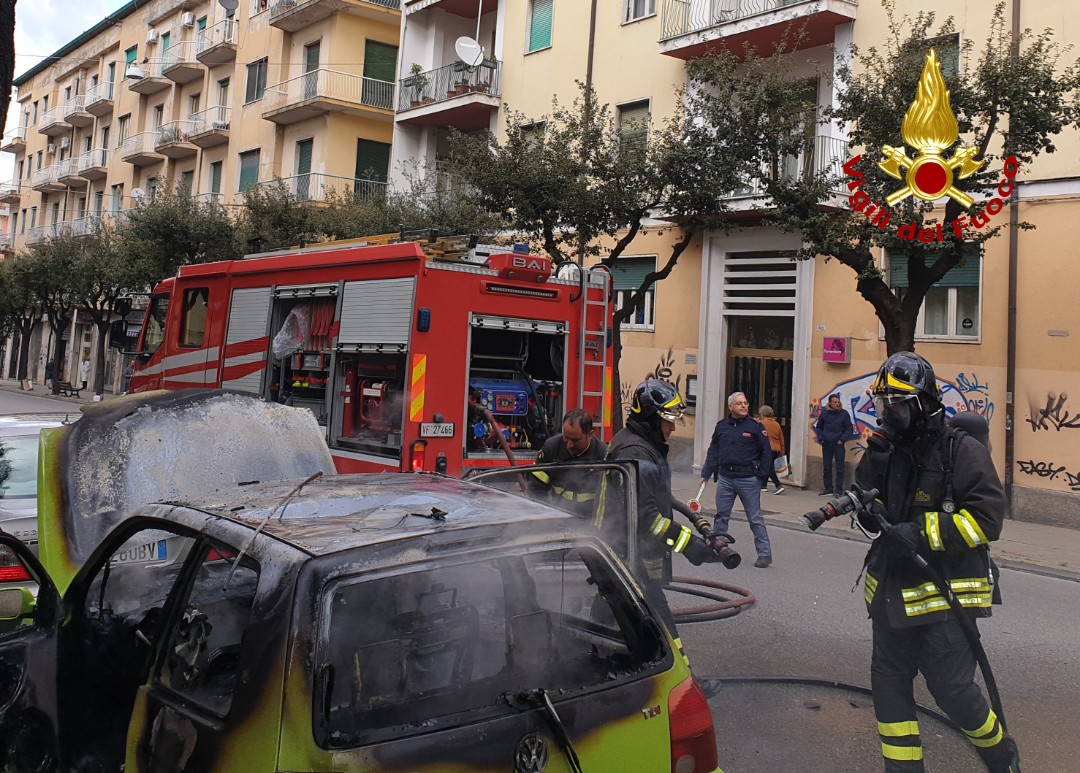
[15,315,33,388]
[610,322,624,434]
[47,314,69,395]
[93,319,110,398]
[0,0,16,138]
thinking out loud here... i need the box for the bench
[57,381,82,398]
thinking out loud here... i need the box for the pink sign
[822,336,851,364]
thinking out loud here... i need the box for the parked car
[0,414,79,595]
[0,390,722,773]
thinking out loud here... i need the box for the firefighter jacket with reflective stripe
[530,434,608,504]
[602,420,679,584]
[856,424,1005,628]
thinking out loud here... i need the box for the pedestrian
[529,408,608,515]
[80,358,90,391]
[815,393,853,496]
[757,404,786,494]
[601,379,722,636]
[701,391,774,568]
[44,359,56,389]
[856,352,1019,773]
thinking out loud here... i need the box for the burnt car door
[0,532,62,773]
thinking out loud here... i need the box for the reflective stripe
[531,470,552,484]
[965,710,998,739]
[902,581,940,601]
[968,726,1004,748]
[864,573,878,605]
[953,509,989,547]
[651,516,670,536]
[672,525,692,553]
[950,578,991,592]
[925,512,945,551]
[881,743,923,761]
[878,720,920,737]
[904,598,950,616]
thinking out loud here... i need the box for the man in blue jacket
[701,391,774,567]
[815,393,854,496]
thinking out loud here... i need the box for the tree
[0,0,15,137]
[123,186,241,277]
[691,1,1080,353]
[0,257,39,389]
[447,83,801,424]
[17,237,83,394]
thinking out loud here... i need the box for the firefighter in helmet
[601,379,727,634]
[856,352,1020,773]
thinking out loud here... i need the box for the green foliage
[124,185,241,276]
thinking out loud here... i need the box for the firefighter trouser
[870,614,1019,773]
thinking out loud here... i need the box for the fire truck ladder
[578,267,611,440]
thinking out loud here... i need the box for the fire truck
[125,234,613,475]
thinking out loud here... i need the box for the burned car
[0,391,722,773]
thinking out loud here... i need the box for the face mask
[874,394,921,446]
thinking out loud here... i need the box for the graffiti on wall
[1026,393,1080,432]
[956,372,995,420]
[1017,459,1080,491]
[620,348,684,414]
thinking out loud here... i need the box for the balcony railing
[0,233,12,250]
[85,81,115,115]
[263,69,395,116]
[254,172,387,202]
[0,180,22,201]
[194,191,225,206]
[1,126,27,150]
[32,165,63,189]
[146,0,198,25]
[195,18,238,62]
[119,131,165,163]
[39,106,67,135]
[190,105,231,133]
[661,0,857,40]
[78,147,110,175]
[726,134,848,199]
[397,59,501,111]
[57,157,85,183]
[161,40,202,81]
[63,95,93,125]
[156,119,198,145]
[27,223,65,244]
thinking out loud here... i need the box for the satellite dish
[218,0,239,10]
[131,188,147,202]
[455,36,484,68]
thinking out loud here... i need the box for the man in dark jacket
[529,408,608,515]
[856,352,1019,773]
[701,391,774,567]
[601,380,722,634]
[815,393,854,495]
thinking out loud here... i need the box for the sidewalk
[671,470,1080,582]
[0,378,114,406]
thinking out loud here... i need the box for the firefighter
[601,379,722,635]
[528,408,608,514]
[856,352,1020,773]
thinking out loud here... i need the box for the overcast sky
[3,0,128,180]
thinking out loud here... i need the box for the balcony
[62,96,94,128]
[154,120,199,158]
[27,223,65,245]
[194,191,226,206]
[720,134,848,212]
[196,19,238,66]
[262,69,395,125]
[0,233,12,251]
[254,172,387,202]
[188,106,231,148]
[38,106,68,137]
[78,148,110,180]
[396,60,501,130]
[126,59,171,95]
[659,0,858,59]
[85,81,115,117]
[1,126,26,152]
[162,40,202,83]
[57,157,88,187]
[31,165,66,192]
[146,0,199,25]
[119,131,166,166]
[0,181,21,205]
[269,0,400,33]
[68,216,102,238]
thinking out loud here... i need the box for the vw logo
[514,732,549,773]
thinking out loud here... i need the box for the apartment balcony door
[303,43,320,101]
[295,139,313,201]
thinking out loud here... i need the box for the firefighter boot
[981,736,1020,773]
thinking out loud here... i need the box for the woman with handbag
[758,405,787,494]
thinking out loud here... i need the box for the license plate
[112,539,168,565]
[420,422,455,438]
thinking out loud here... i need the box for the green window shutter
[126,46,138,64]
[297,139,313,175]
[197,16,207,30]
[356,139,391,182]
[610,256,655,291]
[363,41,398,83]
[238,150,260,192]
[181,170,194,193]
[210,161,222,194]
[889,250,981,288]
[528,0,553,52]
[619,101,649,148]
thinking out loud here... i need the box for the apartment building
[392,0,1080,524]
[2,0,402,389]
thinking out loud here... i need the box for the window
[245,58,268,103]
[922,33,960,78]
[14,160,22,179]
[625,0,655,22]
[611,256,657,331]
[107,62,116,83]
[180,170,194,195]
[142,294,168,353]
[189,93,201,116]
[518,121,546,151]
[355,139,390,182]
[117,114,130,144]
[100,125,110,149]
[217,77,230,107]
[111,184,124,213]
[363,40,397,82]
[210,161,223,194]
[617,100,650,151]
[94,191,104,213]
[125,46,138,65]
[31,101,38,124]
[251,0,269,14]
[29,207,36,229]
[19,209,26,234]
[527,0,553,53]
[197,15,208,30]
[153,104,164,128]
[888,249,982,340]
[238,149,260,191]
[179,288,209,347]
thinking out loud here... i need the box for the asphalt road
[0,387,85,416]
[673,517,1080,772]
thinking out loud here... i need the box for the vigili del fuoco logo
[843,48,1018,242]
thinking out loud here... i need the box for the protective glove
[884,520,924,559]
[682,536,717,566]
[856,499,886,537]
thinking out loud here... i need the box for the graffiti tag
[956,372,995,421]
[1026,393,1080,432]
[1017,459,1080,491]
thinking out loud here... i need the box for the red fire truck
[126,235,612,475]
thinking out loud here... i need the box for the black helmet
[630,379,686,423]
[871,352,942,403]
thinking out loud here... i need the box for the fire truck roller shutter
[222,287,273,394]
[338,278,417,346]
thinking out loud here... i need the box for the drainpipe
[585,0,598,91]
[1003,0,1021,510]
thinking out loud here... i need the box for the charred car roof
[169,472,583,555]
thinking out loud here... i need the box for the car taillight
[409,439,428,472]
[668,675,718,773]
[0,546,32,583]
